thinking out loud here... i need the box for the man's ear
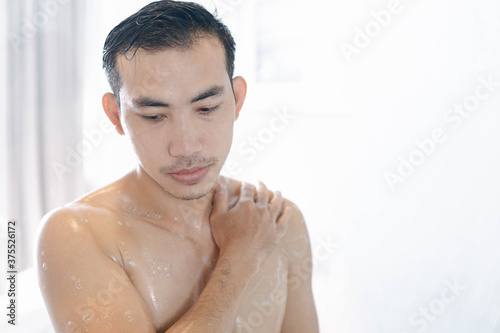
[102,92,124,135]
[232,76,247,121]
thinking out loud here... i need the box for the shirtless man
[35,1,319,332]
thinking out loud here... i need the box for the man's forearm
[165,253,258,333]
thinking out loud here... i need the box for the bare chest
[116,223,289,332]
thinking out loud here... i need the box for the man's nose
[167,117,203,158]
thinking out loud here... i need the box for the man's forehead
[116,37,228,100]
[115,41,230,105]
[116,37,225,75]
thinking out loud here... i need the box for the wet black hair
[102,0,236,105]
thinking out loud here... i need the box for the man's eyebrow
[132,97,170,109]
[131,85,225,108]
[190,85,225,104]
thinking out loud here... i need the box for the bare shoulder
[37,186,120,241]
[37,204,90,242]
[279,198,312,262]
[35,196,155,332]
[219,176,311,259]
[35,203,119,272]
[35,180,129,273]
[37,201,110,244]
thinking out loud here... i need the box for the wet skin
[36,37,318,332]
[36,174,317,332]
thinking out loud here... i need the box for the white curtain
[2,0,87,271]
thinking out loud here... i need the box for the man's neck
[127,165,215,230]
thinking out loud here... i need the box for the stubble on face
[156,156,220,200]
[159,156,218,174]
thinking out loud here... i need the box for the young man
[36,1,319,332]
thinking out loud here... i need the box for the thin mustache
[159,157,218,174]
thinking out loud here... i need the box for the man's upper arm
[36,207,156,333]
[280,202,319,333]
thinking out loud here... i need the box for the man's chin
[174,190,211,201]
[162,179,217,201]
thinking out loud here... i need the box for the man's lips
[169,165,211,184]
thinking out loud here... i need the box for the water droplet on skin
[83,313,92,323]
[75,279,83,290]
[118,221,123,226]
[146,211,160,218]
[142,248,171,277]
[202,256,213,267]
[124,205,163,219]
[41,251,45,256]
[124,251,136,267]
[150,293,164,313]
[123,311,134,323]
[42,263,47,270]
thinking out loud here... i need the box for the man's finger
[256,181,269,207]
[239,182,256,202]
[276,206,292,237]
[212,184,228,214]
[269,191,284,220]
